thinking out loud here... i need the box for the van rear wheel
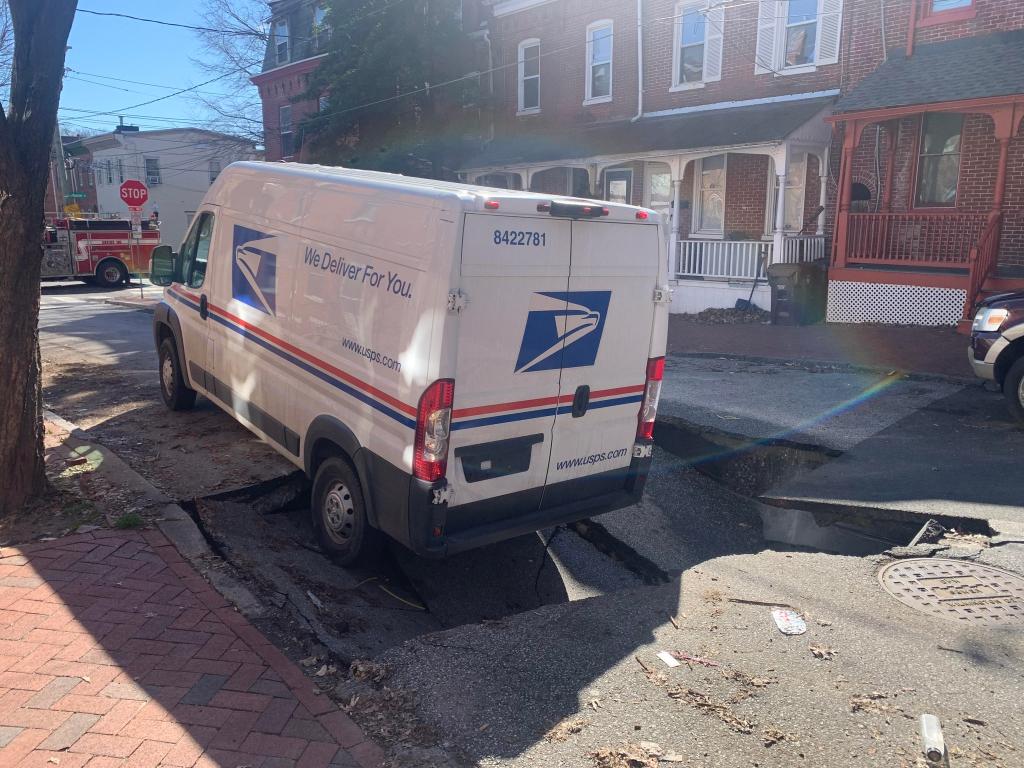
[311,457,383,567]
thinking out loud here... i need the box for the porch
[461,95,836,315]
[827,30,1024,328]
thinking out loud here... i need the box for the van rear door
[448,214,570,514]
[544,219,661,491]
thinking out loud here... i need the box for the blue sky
[59,1,262,136]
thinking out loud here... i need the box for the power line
[75,8,262,37]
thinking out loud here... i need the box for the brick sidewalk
[0,529,383,768]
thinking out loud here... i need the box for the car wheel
[158,337,197,411]
[311,456,383,567]
[1004,357,1024,423]
[95,259,127,289]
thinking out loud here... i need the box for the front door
[169,212,216,390]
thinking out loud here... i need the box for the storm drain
[878,559,1024,626]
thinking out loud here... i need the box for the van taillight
[637,357,664,441]
[414,379,455,482]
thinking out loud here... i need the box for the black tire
[1003,357,1024,424]
[158,337,197,411]
[95,259,128,289]
[311,456,383,567]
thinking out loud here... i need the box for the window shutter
[754,0,778,74]
[703,4,725,83]
[816,0,843,65]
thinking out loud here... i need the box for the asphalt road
[38,283,767,657]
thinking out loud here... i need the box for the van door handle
[199,294,209,320]
[571,385,590,418]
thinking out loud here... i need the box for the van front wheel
[158,338,197,411]
[1004,357,1024,424]
[312,457,383,567]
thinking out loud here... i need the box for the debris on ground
[667,686,754,734]
[636,656,668,686]
[669,651,720,668]
[679,307,771,325]
[940,530,991,549]
[350,659,391,684]
[762,728,796,747]
[771,609,807,635]
[589,742,664,768]
[919,713,945,764]
[544,716,590,742]
[656,651,681,668]
[850,692,891,714]
[809,644,838,660]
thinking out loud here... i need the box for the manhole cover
[878,559,1024,626]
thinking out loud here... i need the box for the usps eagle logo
[514,291,611,373]
[231,225,278,316]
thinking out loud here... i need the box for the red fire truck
[41,216,161,288]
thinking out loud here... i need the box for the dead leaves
[589,742,683,768]
[850,692,891,714]
[809,643,838,660]
[667,686,754,735]
[544,716,590,742]
[350,659,390,684]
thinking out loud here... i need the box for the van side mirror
[149,245,180,286]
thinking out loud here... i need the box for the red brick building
[827,0,1024,327]
[465,0,845,314]
[252,0,332,162]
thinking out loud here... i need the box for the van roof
[221,161,657,222]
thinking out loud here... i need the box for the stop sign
[119,180,149,209]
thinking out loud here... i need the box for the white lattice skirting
[827,281,967,326]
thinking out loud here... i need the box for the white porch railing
[675,236,826,280]
[677,240,770,280]
[780,234,828,264]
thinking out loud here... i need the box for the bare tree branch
[0,0,13,107]
[190,0,267,143]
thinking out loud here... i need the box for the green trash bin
[767,260,827,325]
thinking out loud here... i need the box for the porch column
[833,122,858,269]
[669,179,682,279]
[771,147,789,265]
[993,137,1011,212]
[881,122,897,212]
[816,151,828,236]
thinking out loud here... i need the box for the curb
[42,409,386,765]
[667,350,977,385]
[104,298,158,314]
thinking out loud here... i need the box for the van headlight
[972,308,1009,333]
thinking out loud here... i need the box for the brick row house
[254,0,1024,324]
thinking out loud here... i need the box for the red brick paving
[0,530,383,768]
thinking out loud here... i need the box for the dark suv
[969,291,1024,422]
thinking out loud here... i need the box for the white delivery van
[151,162,669,564]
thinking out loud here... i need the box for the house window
[604,168,633,204]
[314,5,331,49]
[530,167,590,196]
[517,39,540,113]
[931,0,972,10]
[644,162,674,221]
[279,105,295,158]
[104,160,113,185]
[756,0,843,74]
[475,173,523,190]
[318,95,329,113]
[145,158,161,186]
[209,159,220,183]
[273,19,289,65]
[784,0,817,67]
[915,113,962,208]
[677,4,704,84]
[585,21,613,104]
[693,155,726,236]
[116,158,124,183]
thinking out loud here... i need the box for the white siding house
[82,129,258,248]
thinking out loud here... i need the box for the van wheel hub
[323,482,356,542]
[103,265,121,283]
[161,355,175,396]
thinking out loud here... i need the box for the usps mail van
[151,162,669,564]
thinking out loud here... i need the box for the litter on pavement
[771,608,807,635]
[656,651,682,668]
[920,714,946,764]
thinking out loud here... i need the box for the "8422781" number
[493,230,547,247]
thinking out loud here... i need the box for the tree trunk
[0,0,78,516]
[0,175,46,515]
